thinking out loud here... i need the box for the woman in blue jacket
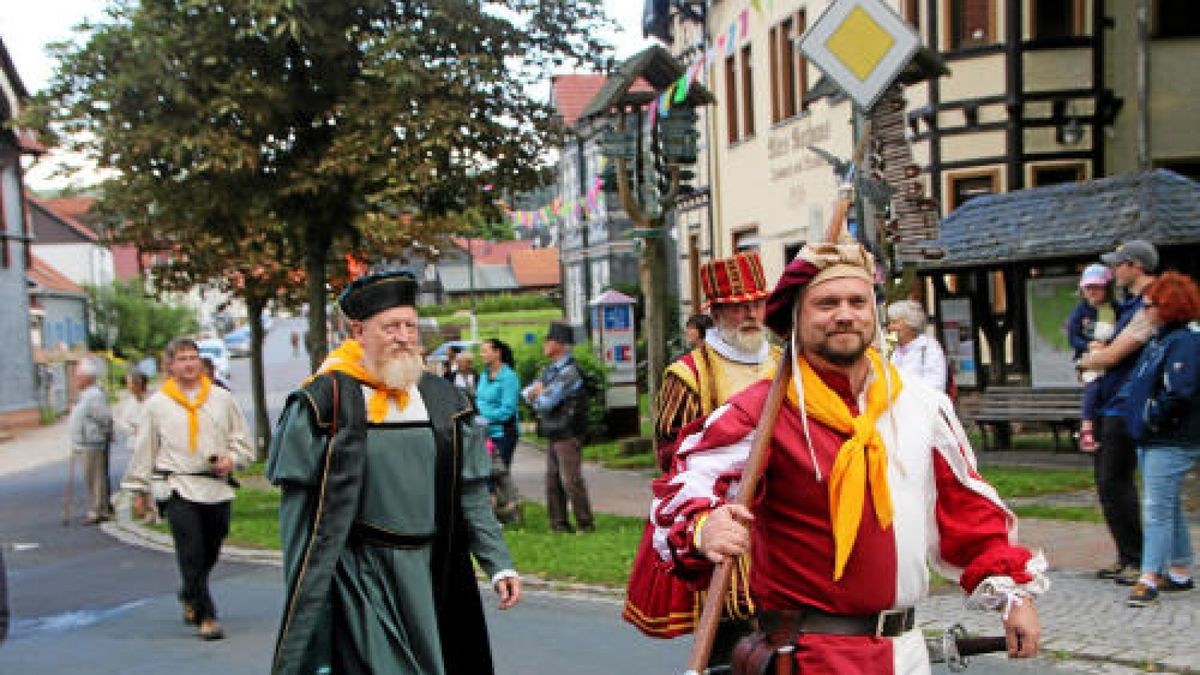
[1118,272,1200,607]
[477,338,522,524]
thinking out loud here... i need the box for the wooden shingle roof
[921,170,1200,271]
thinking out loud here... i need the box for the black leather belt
[349,522,435,549]
[757,607,916,638]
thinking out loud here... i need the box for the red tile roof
[41,196,98,223]
[27,193,100,242]
[510,247,560,287]
[28,254,85,295]
[450,237,534,265]
[551,74,607,129]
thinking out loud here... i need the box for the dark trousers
[165,495,231,623]
[1096,415,1143,567]
[546,436,594,531]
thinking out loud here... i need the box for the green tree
[86,279,198,360]
[30,0,613,371]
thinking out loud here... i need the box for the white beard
[718,324,766,354]
[370,351,424,391]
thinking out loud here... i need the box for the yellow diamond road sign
[799,0,920,110]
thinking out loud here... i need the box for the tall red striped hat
[699,251,770,310]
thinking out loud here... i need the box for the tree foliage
[86,279,198,360]
[31,0,614,371]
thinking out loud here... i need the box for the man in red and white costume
[651,239,1047,673]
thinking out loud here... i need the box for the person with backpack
[1112,272,1200,607]
[886,300,950,395]
[522,321,594,534]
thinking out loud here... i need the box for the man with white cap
[650,238,1046,672]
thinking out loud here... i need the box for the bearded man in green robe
[267,270,520,674]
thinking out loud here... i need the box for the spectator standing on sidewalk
[523,321,594,533]
[1114,272,1200,607]
[1080,240,1159,584]
[68,358,114,525]
[477,338,522,524]
[123,338,253,641]
[684,313,714,349]
[886,299,948,393]
[624,251,780,653]
[651,236,1046,671]
[1066,264,1117,452]
[114,369,156,522]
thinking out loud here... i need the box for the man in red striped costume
[624,251,780,657]
[651,240,1046,673]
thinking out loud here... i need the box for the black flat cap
[338,270,418,321]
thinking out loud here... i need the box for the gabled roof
[42,196,99,223]
[551,74,609,129]
[510,247,560,287]
[27,192,101,243]
[921,169,1200,270]
[28,254,86,296]
[0,38,44,155]
[579,45,713,121]
[449,237,533,265]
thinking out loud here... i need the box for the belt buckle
[874,609,905,638]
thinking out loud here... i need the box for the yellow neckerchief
[786,348,903,581]
[160,376,213,453]
[309,339,409,423]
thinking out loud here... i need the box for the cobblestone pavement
[4,422,1198,673]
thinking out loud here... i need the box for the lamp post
[600,105,699,436]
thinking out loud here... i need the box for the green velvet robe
[266,372,513,674]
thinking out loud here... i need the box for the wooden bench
[956,386,1084,452]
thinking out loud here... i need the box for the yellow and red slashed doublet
[650,372,1044,673]
[623,343,778,638]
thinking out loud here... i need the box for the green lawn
[976,466,1094,499]
[434,308,563,348]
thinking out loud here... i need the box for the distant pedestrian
[290,330,300,357]
[477,338,522,524]
[122,338,253,641]
[444,345,463,381]
[1079,240,1160,584]
[683,313,714,350]
[68,358,114,525]
[453,352,477,404]
[115,369,156,523]
[1115,272,1200,607]
[1067,264,1118,452]
[523,321,594,533]
[886,299,949,394]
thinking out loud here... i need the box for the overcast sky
[2,0,646,95]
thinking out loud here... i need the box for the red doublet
[652,371,1040,673]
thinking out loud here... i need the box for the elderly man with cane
[650,212,1046,674]
[66,358,114,525]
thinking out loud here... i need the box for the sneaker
[1163,577,1195,592]
[1078,429,1098,453]
[1127,582,1159,607]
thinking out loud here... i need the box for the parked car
[427,340,479,377]
[196,338,232,382]
[223,326,251,358]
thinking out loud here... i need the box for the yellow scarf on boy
[310,339,410,423]
[160,376,212,453]
[786,348,902,581]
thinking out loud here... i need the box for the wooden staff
[686,197,854,674]
[684,343,792,675]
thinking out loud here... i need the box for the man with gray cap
[1079,239,1159,584]
[267,270,519,675]
[523,321,595,533]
